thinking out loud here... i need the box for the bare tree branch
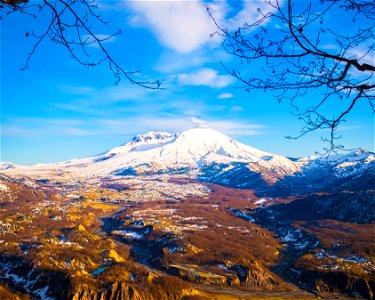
[210,0,374,153]
[0,0,161,89]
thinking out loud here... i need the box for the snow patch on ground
[112,230,144,239]
[34,286,54,300]
[0,183,9,193]
[281,232,297,242]
[254,198,267,205]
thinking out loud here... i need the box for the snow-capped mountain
[107,128,277,163]
[0,162,14,171]
[2,127,374,194]
[107,132,178,155]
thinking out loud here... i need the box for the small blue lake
[91,266,108,276]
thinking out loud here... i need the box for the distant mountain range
[2,127,374,194]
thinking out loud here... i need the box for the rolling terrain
[1,127,374,299]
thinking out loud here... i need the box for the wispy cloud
[1,118,100,137]
[97,116,266,137]
[224,0,281,31]
[336,125,362,132]
[154,48,231,73]
[178,68,234,88]
[189,117,266,136]
[218,92,234,99]
[127,1,224,53]
[230,106,243,112]
[59,85,96,95]
[2,115,266,139]
[126,0,281,54]
[53,83,170,115]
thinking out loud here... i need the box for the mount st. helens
[0,127,374,300]
[2,127,374,194]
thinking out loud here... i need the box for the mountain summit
[107,131,177,155]
[2,127,374,194]
[102,127,281,173]
[2,127,288,176]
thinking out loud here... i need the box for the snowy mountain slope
[3,128,285,177]
[0,162,14,170]
[1,127,374,193]
[107,132,178,155]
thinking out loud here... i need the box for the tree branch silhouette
[210,0,374,154]
[1,0,161,89]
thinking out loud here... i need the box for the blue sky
[1,0,374,165]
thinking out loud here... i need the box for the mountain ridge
[1,127,374,194]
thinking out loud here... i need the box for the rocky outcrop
[229,262,292,291]
[69,282,146,300]
[244,262,289,291]
[67,281,208,300]
[107,250,125,263]
[301,271,375,300]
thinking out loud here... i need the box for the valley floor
[0,174,374,299]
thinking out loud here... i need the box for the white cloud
[127,1,224,53]
[191,116,207,127]
[59,85,95,95]
[125,0,281,55]
[1,118,100,137]
[348,47,374,67]
[2,115,265,139]
[194,119,265,136]
[225,1,279,31]
[54,83,170,115]
[154,48,231,73]
[125,0,285,56]
[218,92,234,99]
[99,116,266,137]
[231,106,243,112]
[178,68,234,88]
[336,125,362,132]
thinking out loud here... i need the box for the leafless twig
[210,0,374,154]
[1,0,161,89]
